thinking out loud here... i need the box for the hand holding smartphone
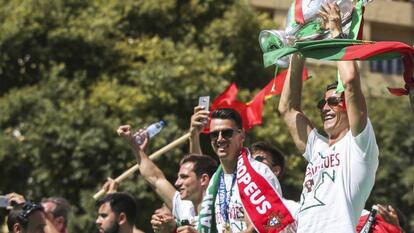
[0,195,9,208]
[198,96,210,111]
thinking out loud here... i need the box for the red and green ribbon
[263,39,414,95]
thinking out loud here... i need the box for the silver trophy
[259,0,363,68]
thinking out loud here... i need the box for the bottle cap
[159,120,166,127]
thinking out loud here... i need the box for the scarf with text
[237,148,295,233]
[197,165,220,233]
[197,148,295,233]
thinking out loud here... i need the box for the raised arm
[117,125,177,210]
[278,54,314,153]
[188,106,209,154]
[320,3,367,135]
[338,61,367,135]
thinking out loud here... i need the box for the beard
[101,222,120,233]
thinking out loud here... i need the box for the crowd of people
[1,3,411,233]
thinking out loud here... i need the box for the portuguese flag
[263,39,414,95]
[202,69,308,133]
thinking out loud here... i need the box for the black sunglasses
[254,155,278,166]
[254,155,264,162]
[209,129,237,141]
[317,96,342,110]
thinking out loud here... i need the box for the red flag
[204,69,308,133]
[262,68,309,98]
[340,41,414,95]
[209,83,238,110]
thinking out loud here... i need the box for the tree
[1,0,412,231]
[0,0,275,231]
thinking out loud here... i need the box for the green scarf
[197,165,222,233]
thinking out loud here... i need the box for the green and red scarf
[197,148,295,233]
[263,39,414,95]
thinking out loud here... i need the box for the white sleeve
[353,118,379,161]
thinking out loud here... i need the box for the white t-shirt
[214,156,282,233]
[172,191,197,226]
[296,119,379,233]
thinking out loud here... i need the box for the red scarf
[237,148,295,232]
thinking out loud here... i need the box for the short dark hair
[41,197,71,227]
[7,202,44,231]
[251,141,285,175]
[96,192,137,226]
[326,81,338,91]
[211,108,243,129]
[324,81,346,105]
[180,154,218,179]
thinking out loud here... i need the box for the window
[370,57,404,75]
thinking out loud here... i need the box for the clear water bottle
[360,205,378,233]
[135,120,166,145]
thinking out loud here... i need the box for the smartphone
[198,96,210,125]
[0,195,8,208]
[198,96,210,111]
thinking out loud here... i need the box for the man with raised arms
[277,3,379,232]
[117,125,217,232]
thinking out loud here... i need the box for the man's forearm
[136,150,166,185]
[337,60,367,135]
[189,132,203,154]
[278,53,312,153]
[137,151,176,209]
[279,54,305,114]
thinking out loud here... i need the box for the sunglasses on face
[254,155,278,166]
[209,129,238,141]
[317,96,343,110]
[254,155,268,164]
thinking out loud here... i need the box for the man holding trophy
[259,0,364,68]
[277,2,379,233]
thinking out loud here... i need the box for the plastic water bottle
[135,120,166,145]
[360,205,378,233]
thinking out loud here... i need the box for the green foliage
[0,0,273,231]
[0,0,413,231]
[366,96,414,229]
